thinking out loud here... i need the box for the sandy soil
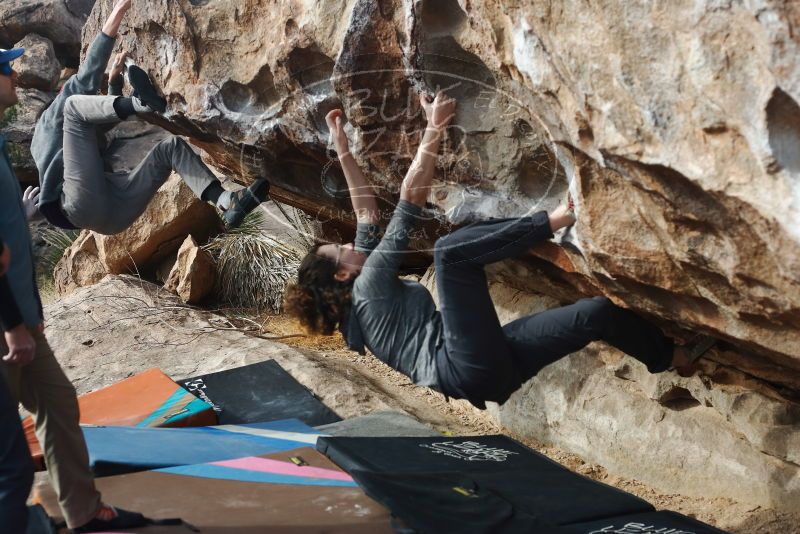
[260,312,800,534]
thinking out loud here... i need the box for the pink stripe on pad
[210,456,354,482]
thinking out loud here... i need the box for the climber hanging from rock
[285,91,716,410]
[31,0,268,235]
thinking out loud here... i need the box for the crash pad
[561,511,729,534]
[85,418,322,476]
[180,360,341,426]
[317,435,654,528]
[350,469,547,533]
[35,447,394,534]
[23,368,216,470]
[315,410,438,437]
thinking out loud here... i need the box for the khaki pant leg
[2,329,102,528]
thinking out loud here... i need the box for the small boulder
[54,231,107,295]
[164,235,216,304]
[0,0,89,65]
[55,174,223,296]
[13,34,60,90]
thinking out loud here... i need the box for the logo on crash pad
[420,441,519,462]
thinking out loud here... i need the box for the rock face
[82,0,800,510]
[55,174,222,295]
[13,33,60,90]
[0,0,93,65]
[164,235,216,304]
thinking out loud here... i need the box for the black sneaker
[72,507,147,533]
[222,178,271,229]
[126,64,167,113]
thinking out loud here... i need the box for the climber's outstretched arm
[325,109,379,224]
[400,91,456,208]
[102,0,132,38]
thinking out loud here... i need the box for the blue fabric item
[0,374,33,533]
[0,48,24,67]
[0,135,44,327]
[84,419,322,477]
[156,464,358,488]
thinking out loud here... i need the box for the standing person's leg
[435,212,554,405]
[3,329,102,529]
[0,368,33,533]
[99,135,222,234]
[61,95,121,231]
[503,296,674,382]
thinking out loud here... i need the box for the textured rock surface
[81,0,800,510]
[55,174,222,295]
[13,33,60,90]
[0,0,93,65]
[83,0,800,377]
[164,234,216,304]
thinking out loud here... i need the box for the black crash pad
[317,435,654,528]
[350,469,551,534]
[561,510,729,534]
[180,360,341,426]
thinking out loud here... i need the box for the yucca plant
[270,201,322,252]
[204,209,302,312]
[39,227,80,275]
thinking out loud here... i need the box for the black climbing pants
[433,212,674,408]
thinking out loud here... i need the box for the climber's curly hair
[284,243,354,335]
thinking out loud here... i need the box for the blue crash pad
[84,418,322,476]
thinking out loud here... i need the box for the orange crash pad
[24,368,216,470]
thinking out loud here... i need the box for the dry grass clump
[204,210,301,312]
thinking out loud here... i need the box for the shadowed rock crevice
[766,87,800,175]
[217,65,280,116]
[517,145,568,205]
[418,36,495,117]
[658,386,702,412]
[420,0,468,37]
[286,47,335,96]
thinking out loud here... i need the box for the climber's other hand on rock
[421,90,456,130]
[110,51,129,84]
[325,109,350,156]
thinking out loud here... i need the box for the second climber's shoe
[126,64,167,113]
[222,178,271,229]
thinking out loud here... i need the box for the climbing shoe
[222,178,271,229]
[126,64,167,113]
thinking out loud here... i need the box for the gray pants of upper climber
[61,94,218,235]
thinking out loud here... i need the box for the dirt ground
[260,312,800,534]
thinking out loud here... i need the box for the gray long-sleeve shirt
[32,32,116,227]
[0,135,43,328]
[341,200,441,389]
